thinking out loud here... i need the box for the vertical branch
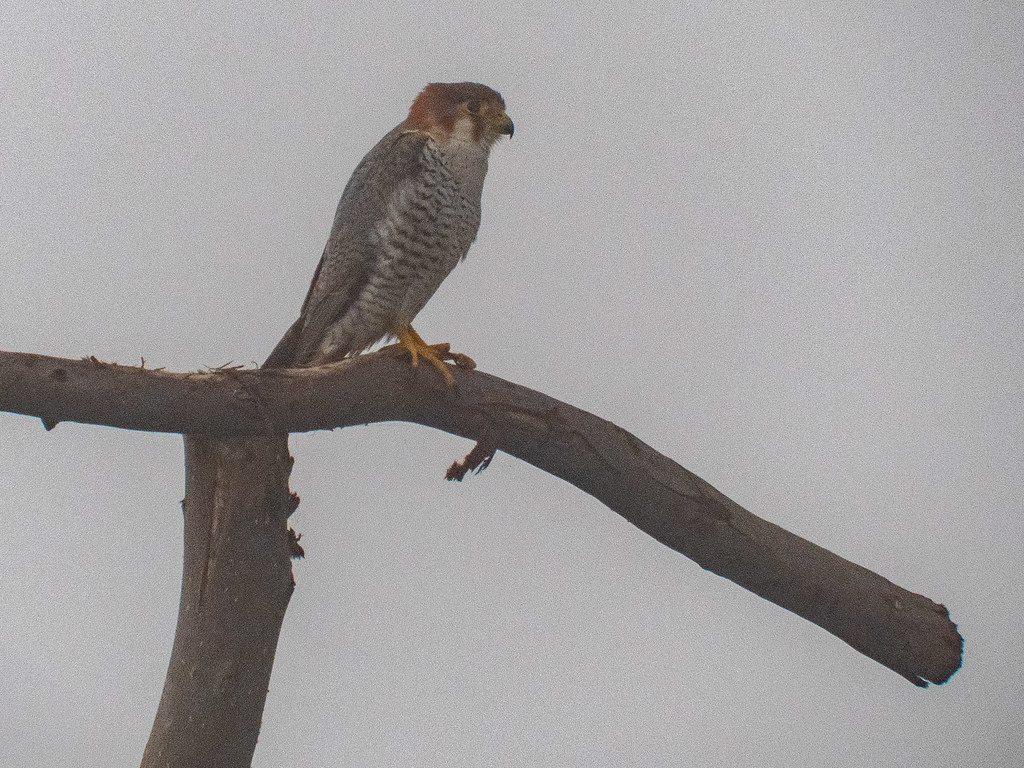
[141,435,297,768]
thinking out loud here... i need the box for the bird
[263,82,514,384]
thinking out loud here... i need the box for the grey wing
[264,128,430,367]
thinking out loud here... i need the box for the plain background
[2,3,1021,766]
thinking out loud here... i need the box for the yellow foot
[393,325,475,385]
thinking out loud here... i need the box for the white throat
[437,117,492,201]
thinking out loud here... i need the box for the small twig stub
[446,440,497,481]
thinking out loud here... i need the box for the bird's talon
[448,352,476,370]
[426,355,455,385]
[394,326,462,385]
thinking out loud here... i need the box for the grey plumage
[264,83,511,373]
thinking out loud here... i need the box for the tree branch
[141,434,296,767]
[0,349,963,686]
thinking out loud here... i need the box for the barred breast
[308,134,484,363]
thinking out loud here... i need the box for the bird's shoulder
[340,127,438,207]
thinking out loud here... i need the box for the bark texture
[140,434,296,768]
[0,350,963,687]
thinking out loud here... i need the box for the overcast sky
[2,3,1022,766]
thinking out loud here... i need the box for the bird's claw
[444,350,476,370]
[425,343,475,371]
[392,326,478,385]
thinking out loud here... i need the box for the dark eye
[466,99,482,114]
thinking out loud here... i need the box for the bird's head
[404,82,514,147]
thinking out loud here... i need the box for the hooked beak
[496,112,514,138]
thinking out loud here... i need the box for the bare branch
[0,349,963,686]
[141,435,296,767]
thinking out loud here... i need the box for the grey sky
[2,3,1021,766]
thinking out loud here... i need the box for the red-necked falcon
[264,82,513,383]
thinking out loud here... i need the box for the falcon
[264,82,514,383]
